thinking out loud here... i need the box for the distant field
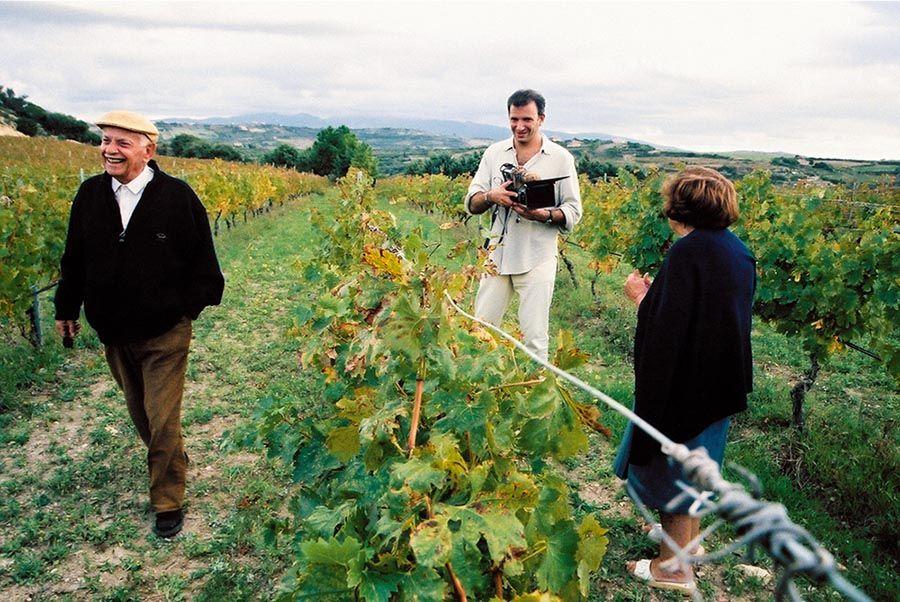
[150,121,900,183]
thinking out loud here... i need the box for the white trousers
[473,257,557,361]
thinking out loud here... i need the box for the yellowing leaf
[326,425,360,462]
[469,325,499,350]
[410,516,452,567]
[588,257,618,274]
[553,330,589,370]
[362,245,406,281]
[828,338,844,353]
[576,515,609,596]
[511,592,562,602]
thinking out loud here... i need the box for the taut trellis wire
[443,291,871,602]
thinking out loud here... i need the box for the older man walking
[54,110,224,538]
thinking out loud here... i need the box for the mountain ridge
[160,111,633,145]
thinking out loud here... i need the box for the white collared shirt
[465,135,582,275]
[111,164,154,230]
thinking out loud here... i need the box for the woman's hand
[624,270,652,306]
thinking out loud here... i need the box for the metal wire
[443,291,872,602]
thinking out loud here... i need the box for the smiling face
[100,127,155,184]
[508,101,544,146]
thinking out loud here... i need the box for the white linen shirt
[111,164,154,230]
[465,135,582,275]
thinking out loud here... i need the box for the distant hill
[4,89,892,184]
[154,120,899,183]
[0,86,99,144]
[162,111,633,145]
[154,121,472,152]
[154,121,479,173]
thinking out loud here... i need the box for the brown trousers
[105,317,192,512]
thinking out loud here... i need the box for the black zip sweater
[54,160,224,344]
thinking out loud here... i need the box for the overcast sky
[1,1,898,159]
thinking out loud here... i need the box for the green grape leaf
[528,477,571,538]
[410,515,452,567]
[511,593,562,602]
[398,566,449,601]
[449,534,490,597]
[480,510,527,563]
[432,390,491,447]
[467,462,491,500]
[300,536,363,567]
[535,520,579,592]
[304,501,355,538]
[358,571,403,602]
[292,439,341,484]
[576,515,609,596]
[391,457,446,492]
[520,379,558,418]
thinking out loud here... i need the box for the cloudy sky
[1,1,898,159]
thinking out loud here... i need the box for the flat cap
[95,110,159,144]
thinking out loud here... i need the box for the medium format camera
[498,164,569,209]
[500,163,529,205]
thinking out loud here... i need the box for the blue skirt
[613,416,731,515]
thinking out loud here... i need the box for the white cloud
[0,0,897,158]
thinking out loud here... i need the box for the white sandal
[629,558,696,594]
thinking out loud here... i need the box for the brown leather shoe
[154,509,184,538]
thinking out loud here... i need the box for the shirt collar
[503,134,551,155]
[111,164,154,195]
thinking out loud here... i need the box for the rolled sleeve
[556,155,582,233]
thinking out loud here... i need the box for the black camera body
[500,163,528,205]
[497,164,569,209]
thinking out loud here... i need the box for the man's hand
[469,181,517,214]
[518,168,540,182]
[624,270,652,306]
[487,181,517,208]
[511,204,554,223]
[56,319,81,340]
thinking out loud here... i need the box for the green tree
[308,125,377,179]
[261,143,310,170]
[350,142,378,177]
[0,87,98,144]
[165,133,245,162]
[576,156,618,182]
[168,134,203,157]
[405,152,480,177]
[15,116,40,136]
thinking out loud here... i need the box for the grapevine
[575,167,899,429]
[0,137,328,330]
[258,169,610,601]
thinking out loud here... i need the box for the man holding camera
[54,110,224,538]
[465,89,582,361]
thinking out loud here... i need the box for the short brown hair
[663,167,738,229]
[507,89,545,116]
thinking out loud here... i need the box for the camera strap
[483,204,511,250]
